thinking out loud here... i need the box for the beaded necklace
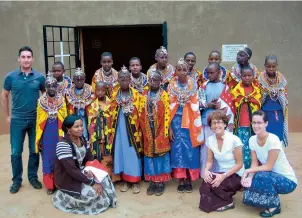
[100,68,114,85]
[231,63,257,82]
[152,63,174,84]
[67,84,93,110]
[146,89,161,120]
[263,72,281,101]
[57,77,67,95]
[57,75,72,95]
[170,77,197,107]
[188,69,199,80]
[131,73,147,93]
[117,89,134,115]
[39,93,64,123]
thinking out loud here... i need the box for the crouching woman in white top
[241,110,297,217]
[199,110,244,213]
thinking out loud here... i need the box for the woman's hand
[241,170,253,188]
[92,183,103,196]
[240,170,249,184]
[207,101,221,109]
[204,170,213,183]
[169,126,175,141]
[213,101,221,109]
[241,177,253,188]
[206,102,215,109]
[211,173,226,187]
[84,170,94,179]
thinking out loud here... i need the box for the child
[258,55,288,146]
[232,66,262,169]
[91,52,119,98]
[228,47,258,90]
[147,46,174,90]
[66,68,94,141]
[168,58,202,193]
[106,66,143,194]
[35,73,67,194]
[200,51,229,86]
[184,52,201,81]
[51,61,72,96]
[87,81,121,180]
[129,57,148,93]
[199,62,235,178]
[139,69,171,196]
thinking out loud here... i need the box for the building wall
[1,1,302,134]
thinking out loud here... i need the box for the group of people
[1,45,297,217]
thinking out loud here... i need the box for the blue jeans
[10,118,39,184]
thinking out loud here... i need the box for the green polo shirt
[3,68,46,120]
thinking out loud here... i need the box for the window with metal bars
[43,25,80,77]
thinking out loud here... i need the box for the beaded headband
[73,67,85,77]
[149,68,162,79]
[176,58,189,68]
[118,65,130,77]
[155,46,168,56]
[46,71,57,85]
[238,48,250,58]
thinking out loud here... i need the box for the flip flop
[259,207,281,217]
[216,204,235,212]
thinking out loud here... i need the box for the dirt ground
[0,133,301,218]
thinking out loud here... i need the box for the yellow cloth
[231,81,262,113]
[35,95,68,153]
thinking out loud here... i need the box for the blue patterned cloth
[170,108,200,170]
[41,118,59,174]
[237,127,252,169]
[262,98,284,141]
[243,171,297,208]
[144,153,171,176]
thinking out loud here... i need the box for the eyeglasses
[211,121,225,126]
[251,122,265,125]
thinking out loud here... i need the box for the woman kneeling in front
[241,110,297,217]
[199,110,244,213]
[52,115,117,215]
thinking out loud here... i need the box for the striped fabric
[56,142,73,160]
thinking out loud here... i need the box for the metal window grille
[43,25,79,77]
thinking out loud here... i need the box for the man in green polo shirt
[1,46,46,193]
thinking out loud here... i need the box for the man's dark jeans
[10,118,39,185]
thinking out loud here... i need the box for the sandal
[47,189,55,195]
[216,203,235,212]
[260,207,281,217]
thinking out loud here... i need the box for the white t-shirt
[206,131,245,176]
[249,133,298,184]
